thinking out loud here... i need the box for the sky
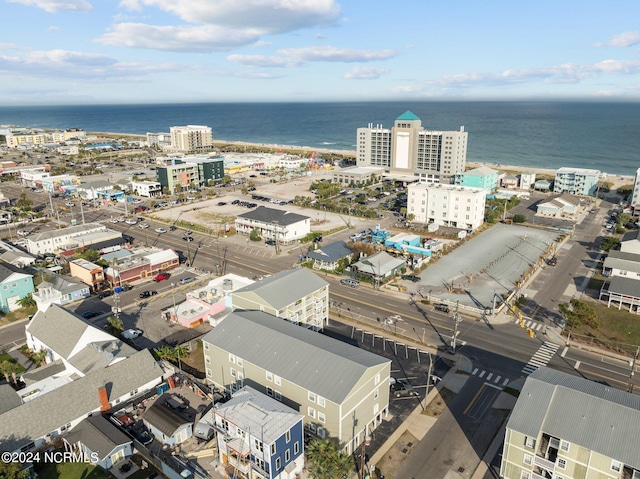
[2,0,640,105]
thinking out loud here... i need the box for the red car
[153,272,170,282]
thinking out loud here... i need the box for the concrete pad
[406,414,438,440]
[443,372,470,394]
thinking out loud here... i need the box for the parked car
[139,290,158,298]
[134,428,153,445]
[81,311,100,319]
[98,290,113,299]
[547,257,558,266]
[155,227,167,234]
[340,279,360,288]
[65,202,75,207]
[138,223,150,229]
[179,277,195,285]
[125,218,137,225]
[183,236,194,242]
[121,328,142,339]
[390,379,419,398]
[435,303,450,313]
[401,274,420,283]
[17,230,30,237]
[153,272,170,282]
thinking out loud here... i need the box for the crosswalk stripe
[472,368,478,375]
[479,370,486,378]
[502,378,509,386]
[521,341,560,375]
[486,373,493,380]
[494,375,501,383]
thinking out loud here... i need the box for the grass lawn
[567,299,640,355]
[35,461,111,479]
[0,353,26,375]
[0,304,36,327]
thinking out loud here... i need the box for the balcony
[533,455,555,473]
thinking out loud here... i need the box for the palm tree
[105,316,124,335]
[30,350,48,367]
[0,360,12,383]
[7,361,20,385]
[153,345,177,361]
[305,438,353,479]
[17,294,36,309]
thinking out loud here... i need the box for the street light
[170,283,177,320]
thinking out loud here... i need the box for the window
[520,472,530,479]
[524,436,536,449]
[294,442,299,455]
[229,353,235,364]
[271,444,276,455]
[318,412,326,423]
[254,439,263,453]
[557,458,566,470]
[308,391,316,402]
[266,386,273,397]
[286,431,291,443]
[523,454,533,466]
[317,395,325,407]
[205,356,211,364]
[203,342,209,350]
[285,449,290,462]
[560,440,570,452]
[274,375,281,386]
[374,389,379,400]
[275,390,281,401]
[611,460,622,473]
[276,458,281,470]
[374,373,380,385]
[237,357,243,367]
[238,371,244,380]
[266,371,273,382]
[206,368,212,377]
[230,368,236,377]
[308,407,316,418]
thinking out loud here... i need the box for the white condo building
[631,168,640,215]
[407,183,486,230]
[356,111,468,183]
[170,125,213,152]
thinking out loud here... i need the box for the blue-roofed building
[213,386,305,479]
[454,166,499,191]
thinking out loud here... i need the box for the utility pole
[451,301,463,353]
[628,346,639,394]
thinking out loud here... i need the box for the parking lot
[322,321,451,458]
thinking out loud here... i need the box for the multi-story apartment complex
[130,180,162,197]
[146,132,172,148]
[407,183,486,230]
[501,367,640,479]
[356,111,468,183]
[231,268,329,331]
[156,156,224,193]
[202,310,391,455]
[170,125,214,152]
[553,167,601,196]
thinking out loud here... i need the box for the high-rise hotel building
[170,125,214,153]
[356,111,468,183]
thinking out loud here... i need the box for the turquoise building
[454,166,499,191]
[0,264,35,312]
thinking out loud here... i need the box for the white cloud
[47,25,60,30]
[396,59,640,95]
[226,54,301,68]
[98,23,265,52]
[277,46,397,62]
[7,0,92,13]
[0,48,180,79]
[101,0,341,52]
[344,66,389,80]
[596,31,640,47]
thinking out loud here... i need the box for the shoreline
[89,132,635,189]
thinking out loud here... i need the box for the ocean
[1,101,638,175]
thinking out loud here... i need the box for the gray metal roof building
[506,367,640,470]
[0,349,163,452]
[202,310,390,404]
[236,206,308,226]
[232,268,328,310]
[64,414,131,461]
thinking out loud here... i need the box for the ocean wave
[321,142,337,145]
